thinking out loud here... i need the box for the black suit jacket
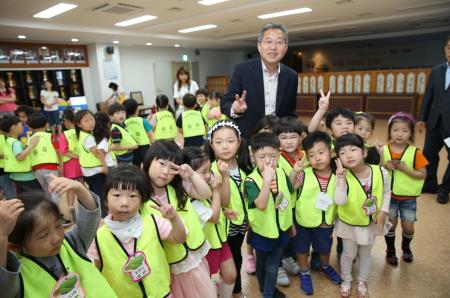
[419,62,450,133]
[221,58,298,140]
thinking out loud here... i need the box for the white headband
[207,120,241,141]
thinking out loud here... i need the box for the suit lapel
[276,67,287,113]
[443,63,450,91]
[255,59,265,114]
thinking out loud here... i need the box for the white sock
[220,281,235,298]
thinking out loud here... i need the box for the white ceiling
[0,0,449,49]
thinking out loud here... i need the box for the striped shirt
[262,61,280,115]
[298,170,330,192]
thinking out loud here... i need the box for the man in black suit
[221,23,298,140]
[418,35,450,204]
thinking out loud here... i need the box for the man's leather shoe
[437,191,449,204]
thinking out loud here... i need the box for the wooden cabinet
[207,76,230,95]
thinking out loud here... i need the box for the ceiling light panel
[115,15,157,27]
[179,24,217,33]
[198,0,228,5]
[258,7,312,19]
[33,3,78,19]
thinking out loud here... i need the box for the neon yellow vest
[111,123,138,156]
[141,185,206,265]
[4,137,32,173]
[18,238,117,298]
[96,215,171,298]
[0,134,5,168]
[153,111,177,140]
[295,168,336,227]
[61,129,79,163]
[211,161,247,226]
[383,145,424,197]
[182,110,205,138]
[29,131,59,166]
[202,104,226,128]
[337,165,384,226]
[125,116,151,146]
[195,198,228,249]
[246,168,293,239]
[77,131,102,168]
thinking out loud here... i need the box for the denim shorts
[389,198,417,222]
[44,110,61,126]
[292,224,333,255]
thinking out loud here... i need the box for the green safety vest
[295,168,336,227]
[337,164,384,226]
[153,111,177,140]
[29,131,59,166]
[245,167,293,239]
[0,134,5,168]
[4,137,32,173]
[61,129,79,163]
[141,185,206,265]
[125,116,150,146]
[382,145,424,197]
[17,238,117,298]
[211,161,247,227]
[194,198,228,250]
[181,110,205,138]
[96,215,171,298]
[77,131,102,168]
[111,123,138,156]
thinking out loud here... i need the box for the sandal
[357,281,369,298]
[339,282,351,298]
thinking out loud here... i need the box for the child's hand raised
[0,199,24,238]
[292,157,304,174]
[152,202,177,220]
[47,174,83,195]
[209,172,222,190]
[216,160,229,177]
[318,89,331,112]
[335,158,347,179]
[172,164,194,179]
[262,159,276,183]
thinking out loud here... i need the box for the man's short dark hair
[107,103,126,116]
[195,88,208,97]
[302,131,332,152]
[251,132,280,152]
[325,107,355,129]
[0,115,20,133]
[27,112,48,129]
[183,93,197,109]
[258,23,289,44]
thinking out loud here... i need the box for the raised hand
[216,160,229,177]
[318,89,331,112]
[292,157,304,174]
[151,202,177,220]
[209,171,222,190]
[48,173,82,195]
[0,199,24,238]
[335,158,347,179]
[262,159,276,183]
[232,90,247,114]
[178,164,194,180]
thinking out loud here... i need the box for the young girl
[334,134,391,298]
[0,175,117,297]
[88,164,186,297]
[382,112,427,266]
[59,108,83,223]
[141,140,216,297]
[202,91,227,129]
[40,80,61,134]
[205,120,252,297]
[354,112,381,165]
[181,147,237,298]
[150,94,178,141]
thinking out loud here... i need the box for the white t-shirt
[40,90,59,111]
[173,81,199,117]
[81,136,117,177]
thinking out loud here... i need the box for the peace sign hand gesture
[318,89,331,112]
[151,201,177,220]
[335,158,347,179]
[232,90,247,114]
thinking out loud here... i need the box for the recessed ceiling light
[198,0,228,5]
[41,46,47,49]
[71,38,79,42]
[146,42,152,46]
[115,15,157,27]
[179,24,217,33]
[17,35,26,39]
[113,41,119,44]
[33,3,77,19]
[174,44,180,47]
[258,7,312,19]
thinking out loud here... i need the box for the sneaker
[357,281,369,298]
[276,267,290,287]
[245,254,256,274]
[299,272,313,295]
[386,250,398,266]
[339,281,352,298]
[282,257,300,275]
[402,250,414,263]
[310,251,321,270]
[320,265,342,284]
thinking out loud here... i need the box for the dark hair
[156,94,175,117]
[334,133,365,155]
[211,91,221,100]
[43,80,56,91]
[250,132,280,152]
[62,108,75,123]
[93,112,111,144]
[252,115,279,136]
[258,23,289,44]
[9,191,60,249]
[325,107,355,129]
[388,113,415,143]
[0,115,21,133]
[15,105,35,117]
[355,112,375,130]
[27,112,47,129]
[182,93,197,109]
[123,98,138,118]
[108,82,118,91]
[195,88,208,97]
[302,131,332,152]
[274,116,308,136]
[107,102,126,116]
[181,146,210,171]
[0,78,11,95]
[143,140,187,210]
[104,164,150,205]
[75,109,95,138]
[176,67,190,91]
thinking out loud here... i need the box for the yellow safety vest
[194,198,228,249]
[337,165,384,226]
[181,110,205,138]
[0,134,5,168]
[245,167,293,239]
[61,129,79,163]
[96,215,171,298]
[202,104,226,128]
[77,131,102,168]
[125,116,151,146]
[295,168,336,227]
[382,145,424,197]
[110,123,138,156]
[18,238,117,298]
[29,131,59,166]
[4,137,32,173]
[153,111,177,140]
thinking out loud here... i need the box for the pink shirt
[0,87,17,112]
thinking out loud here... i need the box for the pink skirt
[170,258,216,298]
[63,158,83,179]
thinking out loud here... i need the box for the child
[123,98,152,167]
[292,131,341,295]
[243,132,294,298]
[141,140,216,297]
[177,93,207,147]
[15,104,34,145]
[150,94,177,141]
[40,80,62,134]
[182,147,237,298]
[89,164,186,297]
[0,128,17,199]
[196,88,208,109]
[382,112,427,265]
[27,112,61,204]
[0,175,117,297]
[354,112,381,165]
[59,108,83,223]
[334,134,391,298]
[205,120,252,298]
[202,91,227,129]
[108,103,138,164]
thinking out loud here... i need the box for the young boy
[108,103,138,164]
[243,132,295,298]
[123,98,152,167]
[195,88,208,110]
[291,131,341,295]
[15,104,34,145]
[177,93,207,147]
[0,115,40,194]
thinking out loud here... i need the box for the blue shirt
[445,62,450,90]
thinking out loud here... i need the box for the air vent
[167,7,184,12]
[90,2,144,14]
[229,19,243,23]
[335,0,353,5]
